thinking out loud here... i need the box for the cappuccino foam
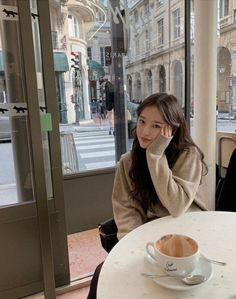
[156,234,198,257]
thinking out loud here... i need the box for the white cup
[146,234,200,277]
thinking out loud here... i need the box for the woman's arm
[112,154,147,240]
[146,135,202,216]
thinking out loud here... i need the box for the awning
[53,52,69,72]
[88,59,105,81]
[0,51,69,72]
[0,51,3,72]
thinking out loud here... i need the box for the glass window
[145,30,149,51]
[87,47,92,60]
[96,11,105,22]
[144,1,149,16]
[157,0,164,6]
[220,0,229,18]
[158,18,164,45]
[68,15,79,37]
[136,36,140,56]
[100,47,105,66]
[173,8,181,39]
[41,0,191,175]
[134,10,139,22]
[190,0,235,132]
[51,31,58,49]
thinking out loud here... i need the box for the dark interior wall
[63,168,115,234]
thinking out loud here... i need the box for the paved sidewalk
[60,119,110,133]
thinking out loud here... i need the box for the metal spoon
[201,254,227,266]
[141,273,206,285]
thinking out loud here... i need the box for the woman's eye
[138,119,144,124]
[153,124,161,128]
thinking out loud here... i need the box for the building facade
[125,0,236,116]
[125,0,185,107]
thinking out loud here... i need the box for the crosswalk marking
[75,139,113,145]
[85,161,115,170]
[74,134,112,140]
[77,143,114,150]
[73,130,117,170]
[80,150,115,158]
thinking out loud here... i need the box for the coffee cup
[146,234,199,277]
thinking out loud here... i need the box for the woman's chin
[139,142,149,149]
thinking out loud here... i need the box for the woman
[112,92,208,240]
[87,93,207,299]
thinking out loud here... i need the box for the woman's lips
[140,137,151,143]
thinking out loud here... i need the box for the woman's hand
[161,125,172,138]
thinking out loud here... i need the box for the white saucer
[144,254,213,291]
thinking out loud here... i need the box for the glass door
[0,1,69,298]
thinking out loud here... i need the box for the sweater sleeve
[146,135,202,216]
[112,154,147,240]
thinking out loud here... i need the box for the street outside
[0,114,235,205]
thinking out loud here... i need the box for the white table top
[97,211,236,299]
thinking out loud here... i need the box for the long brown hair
[129,93,207,212]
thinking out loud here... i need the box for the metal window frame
[185,0,191,127]
[18,0,56,297]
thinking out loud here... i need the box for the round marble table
[97,212,236,299]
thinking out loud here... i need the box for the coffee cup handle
[146,242,158,262]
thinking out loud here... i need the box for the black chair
[98,218,118,253]
[216,148,236,211]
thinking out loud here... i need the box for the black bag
[98,218,118,253]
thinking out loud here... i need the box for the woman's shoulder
[116,151,132,170]
[119,151,132,164]
[178,145,202,163]
[183,145,201,156]
[116,151,132,178]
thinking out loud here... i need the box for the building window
[159,65,166,92]
[147,70,152,96]
[51,31,58,49]
[173,8,180,39]
[136,37,140,55]
[100,47,105,66]
[145,30,149,51]
[144,1,149,16]
[220,0,229,18]
[68,15,79,37]
[158,18,164,45]
[134,11,138,22]
[234,9,236,23]
[96,11,105,22]
[87,47,92,60]
[157,0,164,5]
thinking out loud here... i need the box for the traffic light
[71,52,81,70]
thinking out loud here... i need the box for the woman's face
[136,105,168,149]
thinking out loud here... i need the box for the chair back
[216,132,236,179]
[216,148,236,211]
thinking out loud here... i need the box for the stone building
[125,0,236,116]
[125,0,185,106]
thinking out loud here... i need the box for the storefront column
[193,0,217,210]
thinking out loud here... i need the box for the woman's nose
[142,125,151,135]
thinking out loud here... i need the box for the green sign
[40,113,52,132]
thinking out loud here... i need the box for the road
[74,130,115,171]
[0,118,235,186]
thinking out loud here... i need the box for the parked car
[0,116,11,141]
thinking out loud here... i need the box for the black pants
[87,262,104,299]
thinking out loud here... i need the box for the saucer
[144,254,213,291]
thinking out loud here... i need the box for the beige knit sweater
[112,135,207,240]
